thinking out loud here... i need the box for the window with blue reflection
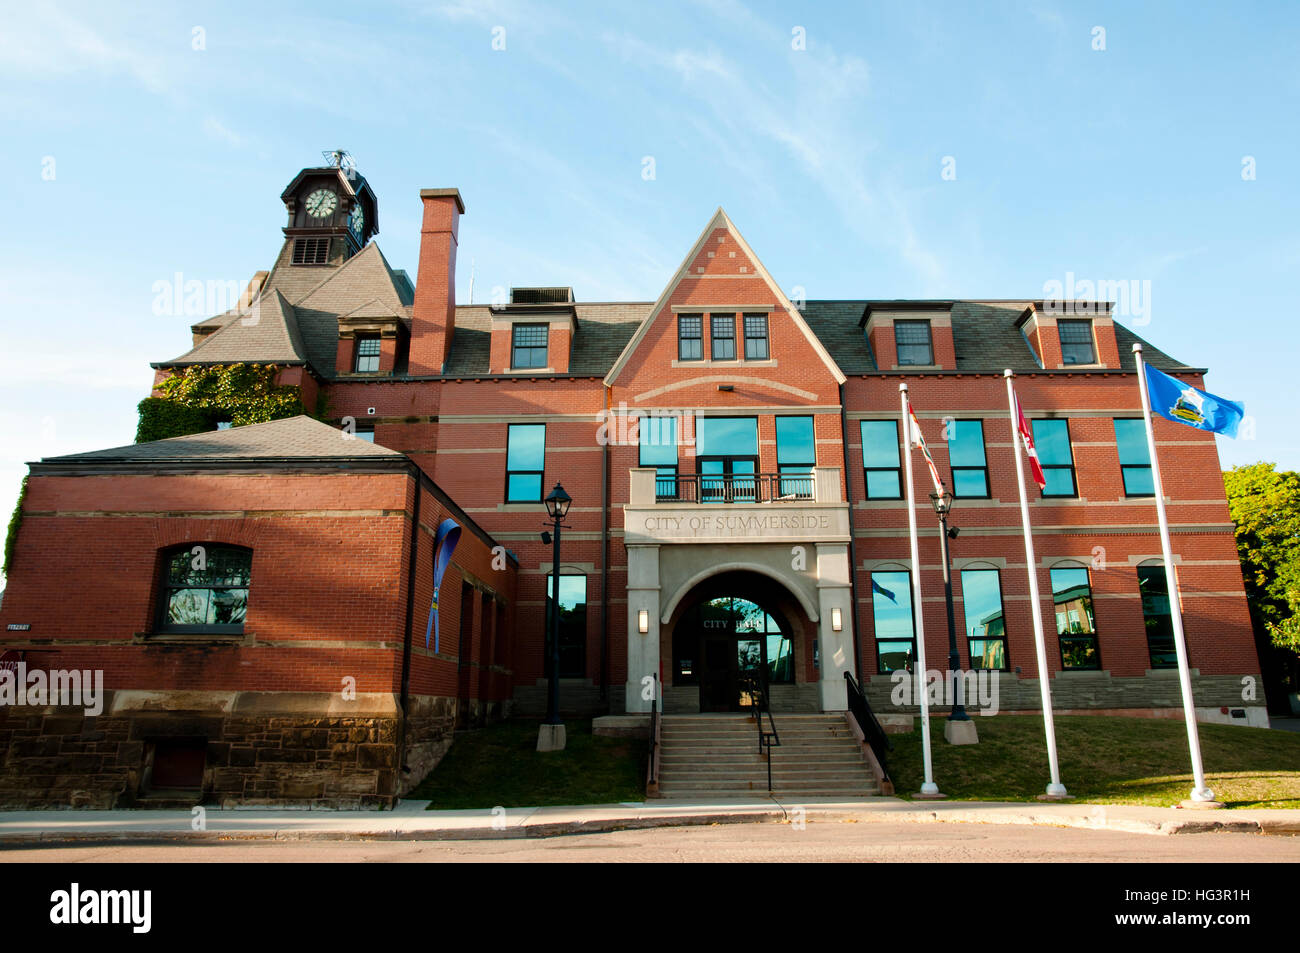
[1051,566,1099,669]
[948,420,989,497]
[1113,419,1153,496]
[960,569,1008,670]
[1032,419,1076,497]
[776,416,814,498]
[505,423,546,502]
[871,570,915,673]
[640,415,679,499]
[545,574,587,677]
[696,417,758,457]
[860,420,902,499]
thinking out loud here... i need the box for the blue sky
[2,0,1298,583]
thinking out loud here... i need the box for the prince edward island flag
[1144,362,1245,438]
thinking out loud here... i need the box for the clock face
[350,204,365,236]
[304,188,338,218]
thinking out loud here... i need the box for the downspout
[398,466,422,774]
[599,384,611,709]
[839,383,864,679]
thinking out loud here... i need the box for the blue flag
[1144,363,1244,438]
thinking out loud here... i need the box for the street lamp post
[929,490,971,726]
[538,483,572,751]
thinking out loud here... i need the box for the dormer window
[711,315,736,360]
[895,320,933,365]
[1059,319,1096,365]
[678,315,703,361]
[512,324,548,369]
[743,314,769,360]
[354,335,381,373]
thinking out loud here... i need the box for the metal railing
[645,673,661,796]
[654,472,814,504]
[742,674,781,792]
[844,671,892,786]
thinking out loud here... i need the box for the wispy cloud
[202,117,244,148]
[599,6,946,289]
[0,3,176,97]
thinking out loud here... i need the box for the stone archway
[661,571,819,714]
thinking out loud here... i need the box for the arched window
[1137,560,1177,669]
[157,544,251,634]
[1048,562,1099,669]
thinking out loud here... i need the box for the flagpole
[900,383,940,796]
[1132,343,1217,804]
[1004,370,1068,798]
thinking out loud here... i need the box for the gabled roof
[158,290,308,367]
[37,416,403,466]
[602,208,847,386]
[159,243,415,377]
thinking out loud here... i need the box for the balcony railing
[654,472,814,504]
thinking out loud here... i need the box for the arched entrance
[665,570,812,713]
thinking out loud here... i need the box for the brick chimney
[409,188,465,375]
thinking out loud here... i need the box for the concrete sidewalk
[1,797,1297,844]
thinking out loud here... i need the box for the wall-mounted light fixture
[638,609,650,634]
[831,607,843,632]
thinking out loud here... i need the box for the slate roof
[164,290,309,366]
[160,249,1200,379]
[38,416,404,466]
[442,303,646,377]
[800,300,1195,375]
[158,242,414,376]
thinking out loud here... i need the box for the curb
[1,805,1297,845]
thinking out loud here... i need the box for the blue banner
[424,518,462,651]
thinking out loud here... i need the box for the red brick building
[0,162,1263,806]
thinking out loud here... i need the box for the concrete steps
[655,713,879,799]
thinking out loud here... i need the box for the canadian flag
[1014,389,1047,491]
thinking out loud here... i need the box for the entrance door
[700,637,737,712]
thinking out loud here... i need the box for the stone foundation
[861,670,1264,719]
[0,689,489,809]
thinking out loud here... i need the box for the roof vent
[510,287,574,305]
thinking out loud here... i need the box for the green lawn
[409,719,647,809]
[886,715,1300,808]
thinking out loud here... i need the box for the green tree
[1223,463,1300,656]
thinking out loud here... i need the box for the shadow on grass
[408,719,647,811]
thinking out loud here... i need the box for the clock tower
[279,152,378,265]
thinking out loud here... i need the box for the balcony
[653,471,813,504]
[624,467,851,545]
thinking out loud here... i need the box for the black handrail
[646,673,660,795]
[655,472,814,504]
[844,671,892,784]
[743,673,781,791]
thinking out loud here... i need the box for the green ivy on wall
[3,476,28,578]
[136,363,307,444]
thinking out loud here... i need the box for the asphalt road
[4,819,1298,862]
